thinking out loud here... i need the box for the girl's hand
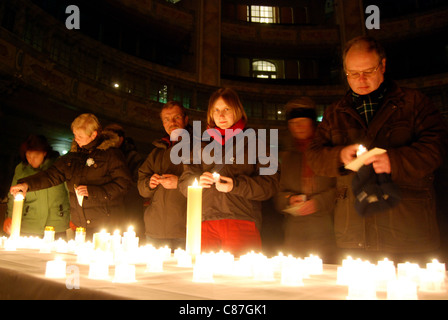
[215,176,233,193]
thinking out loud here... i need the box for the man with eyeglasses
[307,36,447,265]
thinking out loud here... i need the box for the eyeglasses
[345,63,382,79]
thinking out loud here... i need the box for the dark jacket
[178,128,279,230]
[138,137,187,239]
[275,144,336,259]
[19,133,132,231]
[307,80,448,253]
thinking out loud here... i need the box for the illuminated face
[345,48,386,95]
[26,150,46,169]
[288,117,314,140]
[161,106,188,136]
[212,97,235,130]
[73,128,97,147]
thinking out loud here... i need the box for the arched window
[252,60,277,79]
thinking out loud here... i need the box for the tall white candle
[186,179,202,258]
[10,192,24,239]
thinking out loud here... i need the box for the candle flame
[357,144,367,157]
[192,178,199,187]
[14,193,24,201]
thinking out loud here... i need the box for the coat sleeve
[306,108,347,178]
[19,157,68,191]
[137,150,158,199]
[388,92,448,183]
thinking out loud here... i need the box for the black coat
[20,133,132,231]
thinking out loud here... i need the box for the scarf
[352,81,388,125]
[206,118,246,145]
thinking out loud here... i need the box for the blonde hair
[71,113,102,136]
[207,88,247,128]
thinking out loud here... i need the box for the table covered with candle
[0,233,447,301]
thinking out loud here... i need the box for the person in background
[103,123,145,240]
[4,134,70,239]
[178,88,279,257]
[307,36,448,265]
[138,101,190,250]
[275,98,337,263]
[10,113,132,240]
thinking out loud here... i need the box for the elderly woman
[4,135,70,238]
[10,113,132,238]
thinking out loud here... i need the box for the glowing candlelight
[113,263,136,283]
[43,226,55,243]
[88,261,110,280]
[192,253,214,283]
[356,144,367,157]
[93,229,110,251]
[212,172,220,183]
[122,226,139,252]
[281,257,304,287]
[375,258,396,291]
[45,257,66,279]
[75,227,86,244]
[10,192,24,239]
[186,179,202,258]
[387,278,418,300]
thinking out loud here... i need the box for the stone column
[196,0,221,87]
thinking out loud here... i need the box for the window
[247,6,278,23]
[252,60,277,79]
[50,37,72,68]
[149,82,168,104]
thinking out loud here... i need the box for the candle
[375,258,396,291]
[75,227,86,244]
[10,192,24,239]
[281,257,304,287]
[186,179,202,258]
[111,229,122,252]
[43,226,55,243]
[356,144,367,157]
[304,254,323,275]
[212,172,220,183]
[346,261,377,300]
[387,278,418,300]
[88,261,110,280]
[93,229,110,251]
[45,258,67,279]
[122,226,139,252]
[113,263,136,283]
[192,253,214,283]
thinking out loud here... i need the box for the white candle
[10,192,24,239]
[186,179,202,258]
[212,172,220,183]
[281,258,304,286]
[88,261,110,280]
[387,278,418,300]
[45,258,67,279]
[93,229,110,251]
[192,253,214,283]
[122,226,139,252]
[43,226,55,243]
[375,258,396,291]
[113,263,136,283]
[356,144,367,157]
[304,254,323,275]
[75,227,86,244]
[111,229,122,252]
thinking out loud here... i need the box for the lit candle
[10,192,24,239]
[43,226,55,243]
[356,144,367,157]
[375,258,396,291]
[281,258,304,287]
[45,257,67,279]
[93,229,110,251]
[75,227,86,244]
[88,261,110,280]
[387,278,418,300]
[212,172,220,183]
[113,263,136,283]
[122,226,138,252]
[192,253,214,283]
[304,254,323,275]
[186,179,202,258]
[111,229,122,252]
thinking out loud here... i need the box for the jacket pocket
[388,185,434,241]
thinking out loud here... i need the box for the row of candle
[338,257,446,300]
